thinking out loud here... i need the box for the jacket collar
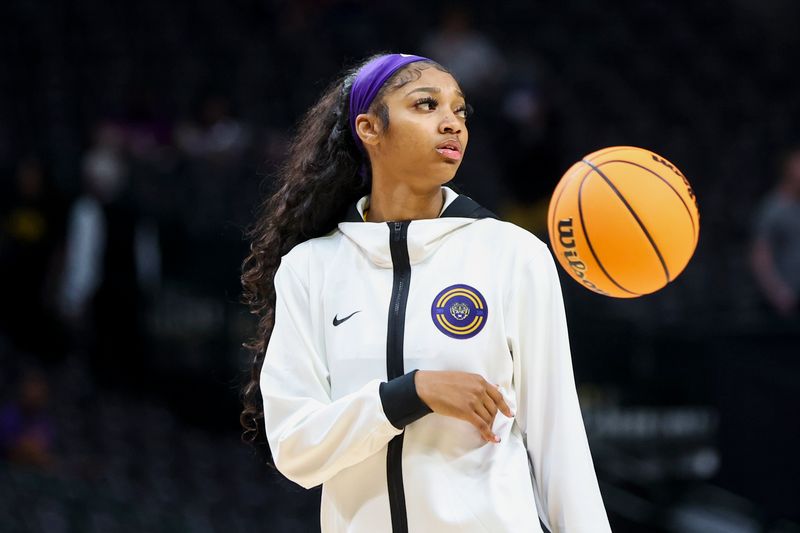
[337,186,497,268]
[342,186,498,223]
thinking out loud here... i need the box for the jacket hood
[337,186,497,268]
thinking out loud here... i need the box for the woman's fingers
[486,384,514,418]
[481,392,498,421]
[475,400,494,426]
[471,380,514,443]
[469,412,498,443]
[476,396,501,443]
[416,371,513,443]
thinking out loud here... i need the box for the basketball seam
[586,146,640,159]
[577,167,640,296]
[600,159,698,245]
[581,158,671,285]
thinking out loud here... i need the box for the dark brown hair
[239,54,451,461]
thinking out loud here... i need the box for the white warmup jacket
[260,186,612,533]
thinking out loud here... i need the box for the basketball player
[240,53,610,532]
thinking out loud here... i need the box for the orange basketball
[547,146,700,298]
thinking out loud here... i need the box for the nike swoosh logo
[333,310,361,327]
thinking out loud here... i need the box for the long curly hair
[239,54,451,461]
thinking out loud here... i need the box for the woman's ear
[355,113,381,147]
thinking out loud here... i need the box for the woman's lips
[436,147,462,160]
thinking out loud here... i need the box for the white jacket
[260,186,611,532]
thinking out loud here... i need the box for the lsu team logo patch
[431,284,488,339]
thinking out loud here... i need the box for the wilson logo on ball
[557,218,609,296]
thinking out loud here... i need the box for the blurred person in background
[174,93,250,163]
[59,123,161,393]
[421,7,505,98]
[750,146,800,318]
[495,52,562,239]
[0,157,66,361]
[0,366,56,470]
[174,93,252,240]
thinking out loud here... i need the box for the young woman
[240,53,611,533]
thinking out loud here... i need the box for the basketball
[547,146,700,298]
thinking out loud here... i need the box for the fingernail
[493,435,500,443]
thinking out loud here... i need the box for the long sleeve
[260,258,403,489]
[508,244,611,532]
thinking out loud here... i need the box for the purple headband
[349,53,429,152]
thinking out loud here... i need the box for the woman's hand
[414,370,514,443]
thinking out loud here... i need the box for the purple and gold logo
[431,284,488,339]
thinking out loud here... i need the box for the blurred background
[1,0,799,531]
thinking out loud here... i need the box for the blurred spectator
[58,124,161,392]
[750,147,800,318]
[0,367,56,470]
[116,85,175,164]
[173,94,253,239]
[0,157,66,359]
[174,94,250,162]
[421,7,506,98]
[495,52,562,238]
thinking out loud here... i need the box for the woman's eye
[415,97,471,119]
[415,97,438,111]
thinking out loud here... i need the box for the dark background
[1,0,799,531]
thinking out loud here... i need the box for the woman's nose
[439,114,462,134]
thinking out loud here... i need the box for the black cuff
[379,369,433,429]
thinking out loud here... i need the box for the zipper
[386,220,411,533]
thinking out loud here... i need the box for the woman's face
[360,65,469,189]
